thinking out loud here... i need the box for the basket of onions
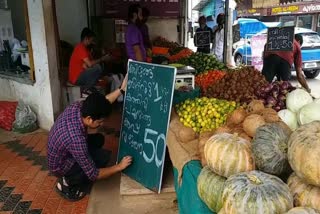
[255,81,296,112]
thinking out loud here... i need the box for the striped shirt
[47,101,99,181]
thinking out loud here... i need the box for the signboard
[266,27,294,51]
[195,31,211,47]
[251,34,267,71]
[103,0,180,18]
[118,60,176,193]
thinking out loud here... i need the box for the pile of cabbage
[278,89,320,131]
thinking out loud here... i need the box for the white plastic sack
[12,103,38,133]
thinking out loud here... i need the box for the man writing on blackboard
[262,34,311,93]
[125,4,147,62]
[194,16,213,54]
[47,77,132,201]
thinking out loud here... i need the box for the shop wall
[55,0,88,45]
[148,18,180,43]
[0,0,60,131]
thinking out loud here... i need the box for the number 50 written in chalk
[143,128,166,168]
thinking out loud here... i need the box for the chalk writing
[266,27,294,51]
[195,31,211,47]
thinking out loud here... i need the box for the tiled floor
[0,106,122,214]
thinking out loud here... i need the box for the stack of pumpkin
[197,100,320,213]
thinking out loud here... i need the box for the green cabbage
[278,109,298,131]
[286,89,313,113]
[297,102,320,125]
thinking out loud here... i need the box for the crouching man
[47,76,131,201]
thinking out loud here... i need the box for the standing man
[48,76,132,201]
[194,16,213,54]
[140,7,152,50]
[125,4,147,62]
[69,28,110,90]
[262,34,311,92]
[212,13,225,62]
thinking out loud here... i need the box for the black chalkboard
[118,60,176,193]
[266,26,294,51]
[195,31,211,47]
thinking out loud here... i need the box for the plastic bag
[12,103,38,133]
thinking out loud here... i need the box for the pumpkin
[243,114,266,137]
[221,171,293,214]
[252,123,292,176]
[287,173,320,210]
[204,133,255,178]
[197,166,226,212]
[199,131,215,167]
[226,108,247,126]
[286,207,320,214]
[288,121,320,186]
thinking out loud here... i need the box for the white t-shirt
[213,27,224,62]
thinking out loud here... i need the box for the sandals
[55,177,87,202]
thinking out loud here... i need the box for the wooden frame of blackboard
[195,31,211,47]
[266,26,295,52]
[117,60,177,193]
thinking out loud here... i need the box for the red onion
[264,84,273,93]
[267,96,277,106]
[277,94,286,101]
[273,106,281,112]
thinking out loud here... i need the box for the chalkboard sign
[266,26,294,51]
[118,60,177,193]
[195,31,211,47]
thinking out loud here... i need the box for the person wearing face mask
[194,16,213,54]
[125,4,147,62]
[68,28,111,90]
[212,13,225,62]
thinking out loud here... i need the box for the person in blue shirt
[194,16,213,54]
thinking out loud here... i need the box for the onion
[277,94,286,101]
[267,96,277,106]
[273,105,281,112]
[281,89,288,95]
[278,100,285,109]
[280,81,290,90]
[264,84,273,93]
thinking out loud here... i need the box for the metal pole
[223,0,229,64]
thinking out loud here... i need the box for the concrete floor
[87,173,178,214]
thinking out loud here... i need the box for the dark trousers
[262,54,292,82]
[64,134,111,190]
[75,64,103,88]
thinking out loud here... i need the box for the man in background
[212,13,225,62]
[262,34,310,92]
[140,7,152,50]
[194,16,213,54]
[125,4,146,62]
[69,28,110,91]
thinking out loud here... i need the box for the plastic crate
[173,87,200,106]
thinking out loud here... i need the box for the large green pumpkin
[204,133,255,178]
[288,121,320,187]
[287,173,320,211]
[252,123,292,176]
[220,170,293,214]
[197,166,226,213]
[286,207,320,214]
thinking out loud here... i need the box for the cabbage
[314,98,320,104]
[286,89,313,113]
[297,102,320,125]
[278,109,298,131]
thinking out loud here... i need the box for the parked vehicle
[234,27,320,79]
